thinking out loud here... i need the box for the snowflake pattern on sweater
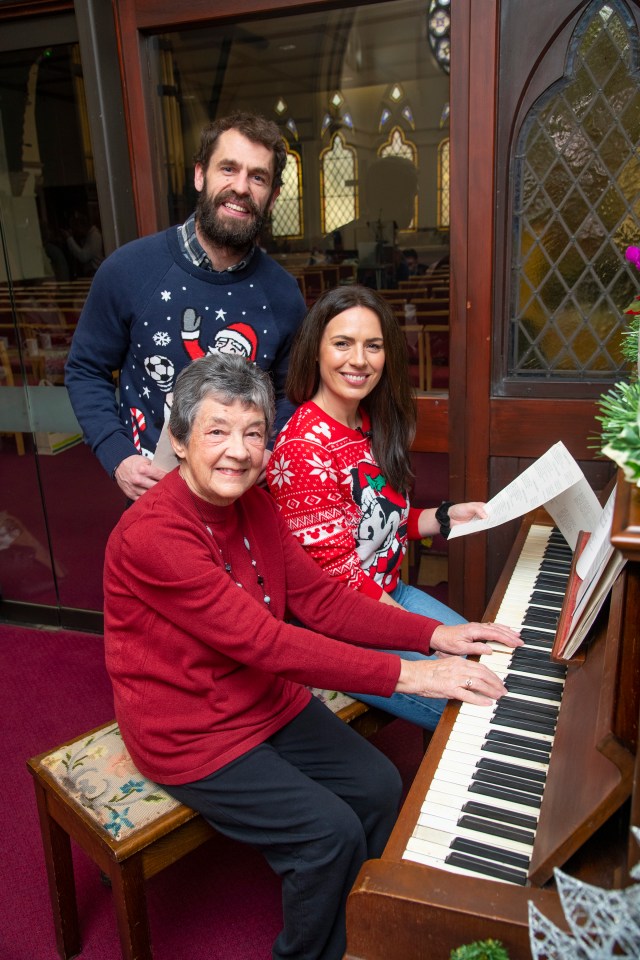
[65,227,305,477]
[268,401,419,598]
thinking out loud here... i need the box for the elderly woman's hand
[429,621,522,658]
[395,652,507,705]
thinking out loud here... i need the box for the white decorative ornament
[529,865,640,960]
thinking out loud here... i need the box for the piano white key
[439,743,550,774]
[403,845,509,881]
[413,822,533,857]
[404,838,522,885]
[424,783,541,819]
[452,715,555,746]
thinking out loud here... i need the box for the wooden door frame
[445,0,499,617]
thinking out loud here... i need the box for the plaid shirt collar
[177,213,254,273]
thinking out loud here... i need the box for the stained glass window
[321,134,358,236]
[379,126,418,229]
[509,1,640,382]
[271,145,303,239]
[438,137,450,229]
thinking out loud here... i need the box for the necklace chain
[215,531,270,606]
[183,474,270,605]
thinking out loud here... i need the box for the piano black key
[451,836,530,869]
[511,648,566,672]
[540,556,571,568]
[468,781,542,808]
[495,697,559,721]
[461,800,538,829]
[522,609,561,627]
[534,576,568,591]
[508,660,565,679]
[519,628,556,643]
[482,741,552,765]
[457,814,535,846]
[505,677,564,700]
[486,729,552,754]
[530,591,564,609]
[471,768,544,797]
[488,714,556,736]
[477,757,547,784]
[519,632,555,648]
[445,851,528,885]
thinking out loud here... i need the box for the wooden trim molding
[0,1,72,18]
[414,396,449,455]
[489,397,602,461]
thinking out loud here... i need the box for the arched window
[379,126,418,229]
[320,133,357,236]
[508,0,640,384]
[437,137,450,229]
[271,144,303,239]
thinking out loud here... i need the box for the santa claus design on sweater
[350,463,407,583]
[180,307,258,361]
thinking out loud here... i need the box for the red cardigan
[104,468,436,785]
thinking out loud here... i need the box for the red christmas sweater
[104,468,435,785]
[267,402,422,599]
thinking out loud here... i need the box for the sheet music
[575,487,616,587]
[448,441,602,549]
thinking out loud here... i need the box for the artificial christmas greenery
[449,939,510,960]
[596,246,640,487]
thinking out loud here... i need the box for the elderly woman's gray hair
[169,354,275,445]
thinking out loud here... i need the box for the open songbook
[551,488,626,660]
[449,441,626,659]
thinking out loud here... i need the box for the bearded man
[65,114,306,501]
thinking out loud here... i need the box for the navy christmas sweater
[65,227,305,477]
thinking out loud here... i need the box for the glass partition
[0,36,123,622]
[147,0,451,393]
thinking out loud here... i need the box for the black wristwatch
[435,501,454,539]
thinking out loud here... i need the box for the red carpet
[2,624,424,960]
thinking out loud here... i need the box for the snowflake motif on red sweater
[267,401,411,595]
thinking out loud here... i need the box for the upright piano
[346,473,640,959]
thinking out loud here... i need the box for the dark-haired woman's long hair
[286,285,416,493]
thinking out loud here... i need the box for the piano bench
[27,692,390,960]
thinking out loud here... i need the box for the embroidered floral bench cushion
[40,688,357,842]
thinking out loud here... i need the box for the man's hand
[114,455,168,501]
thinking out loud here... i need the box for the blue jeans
[346,580,466,731]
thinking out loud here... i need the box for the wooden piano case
[345,473,640,960]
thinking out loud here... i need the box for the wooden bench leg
[108,855,153,960]
[33,780,82,960]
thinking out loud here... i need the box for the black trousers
[161,697,402,960]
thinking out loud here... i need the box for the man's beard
[196,186,268,251]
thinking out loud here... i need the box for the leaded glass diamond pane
[271,150,302,239]
[509,1,640,383]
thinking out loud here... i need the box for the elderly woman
[104,353,520,960]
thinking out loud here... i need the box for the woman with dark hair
[104,352,519,960]
[267,285,487,729]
